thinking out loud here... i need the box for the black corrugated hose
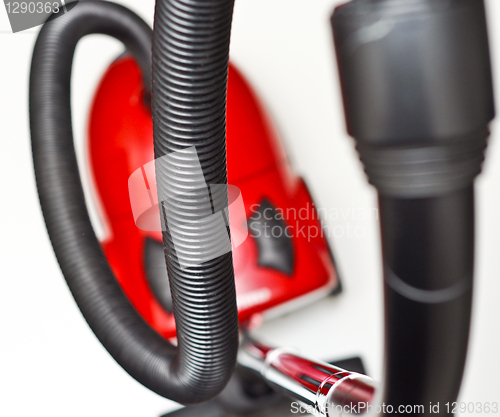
[29,0,238,404]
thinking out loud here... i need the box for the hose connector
[332,0,495,198]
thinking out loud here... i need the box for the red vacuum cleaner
[29,0,495,416]
[88,56,340,340]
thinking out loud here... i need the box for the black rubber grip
[30,0,238,404]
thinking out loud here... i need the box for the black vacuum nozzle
[332,1,494,415]
[332,0,495,197]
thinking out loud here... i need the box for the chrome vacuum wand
[239,338,376,416]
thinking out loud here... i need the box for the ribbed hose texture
[29,0,238,404]
[151,0,239,402]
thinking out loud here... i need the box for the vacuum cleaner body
[88,56,340,339]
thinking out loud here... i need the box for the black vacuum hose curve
[29,0,238,404]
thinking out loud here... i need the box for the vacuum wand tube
[239,338,376,416]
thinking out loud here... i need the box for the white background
[1,0,500,416]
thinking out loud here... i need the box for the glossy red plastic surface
[88,56,338,339]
